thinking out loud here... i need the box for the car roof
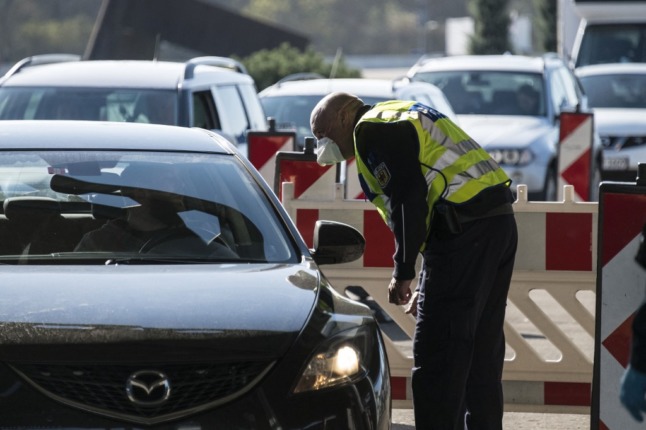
[260,78,394,97]
[0,60,253,89]
[575,62,646,77]
[408,54,549,76]
[260,78,426,98]
[0,120,233,153]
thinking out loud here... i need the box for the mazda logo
[126,370,171,406]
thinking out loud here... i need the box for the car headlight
[292,327,371,393]
[488,148,533,166]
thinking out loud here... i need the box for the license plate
[602,156,629,171]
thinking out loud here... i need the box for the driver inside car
[74,186,185,253]
[74,163,236,257]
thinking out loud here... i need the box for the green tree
[0,0,100,63]
[236,42,360,91]
[533,0,556,53]
[468,0,512,54]
[210,0,419,56]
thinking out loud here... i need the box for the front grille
[9,361,273,424]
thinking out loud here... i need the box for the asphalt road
[392,409,590,429]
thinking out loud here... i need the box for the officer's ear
[339,107,352,127]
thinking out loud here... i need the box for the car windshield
[261,94,387,147]
[579,73,646,108]
[0,88,178,125]
[412,71,546,116]
[0,150,296,264]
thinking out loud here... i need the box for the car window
[548,71,569,113]
[192,90,219,130]
[413,71,545,116]
[555,66,580,108]
[0,150,296,264]
[211,85,250,145]
[576,24,646,67]
[0,88,178,124]
[261,94,388,147]
[238,84,268,131]
[579,73,646,108]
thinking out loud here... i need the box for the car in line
[575,62,646,182]
[259,74,458,149]
[0,54,268,155]
[407,54,601,201]
[0,120,391,428]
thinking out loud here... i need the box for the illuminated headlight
[293,329,370,393]
[488,148,533,166]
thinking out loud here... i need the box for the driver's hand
[388,278,412,305]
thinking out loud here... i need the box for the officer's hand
[620,365,646,422]
[388,278,412,305]
[404,291,419,317]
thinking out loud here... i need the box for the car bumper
[0,361,390,429]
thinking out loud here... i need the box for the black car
[0,120,391,428]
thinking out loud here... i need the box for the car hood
[0,264,319,362]
[592,108,646,134]
[456,115,552,148]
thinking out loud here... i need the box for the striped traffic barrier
[558,110,595,201]
[592,174,646,430]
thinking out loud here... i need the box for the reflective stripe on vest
[355,100,510,236]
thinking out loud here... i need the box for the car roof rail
[183,56,249,80]
[275,72,326,86]
[2,53,81,80]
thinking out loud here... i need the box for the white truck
[558,0,646,67]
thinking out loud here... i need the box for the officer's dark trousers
[412,213,518,430]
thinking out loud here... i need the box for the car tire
[536,164,558,201]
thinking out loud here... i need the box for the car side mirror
[310,220,365,265]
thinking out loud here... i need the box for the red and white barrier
[593,183,646,429]
[247,130,296,187]
[558,111,594,201]
[279,172,598,412]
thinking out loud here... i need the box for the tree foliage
[0,0,100,63]
[468,0,512,54]
[210,0,420,56]
[235,43,360,91]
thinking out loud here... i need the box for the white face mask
[316,137,346,166]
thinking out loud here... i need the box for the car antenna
[329,47,342,79]
[153,33,161,62]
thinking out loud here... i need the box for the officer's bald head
[309,92,364,161]
[310,92,363,139]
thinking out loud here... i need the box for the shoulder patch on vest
[374,162,391,188]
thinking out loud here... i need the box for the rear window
[575,24,646,67]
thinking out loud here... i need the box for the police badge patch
[374,162,391,188]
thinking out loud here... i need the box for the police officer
[310,92,518,429]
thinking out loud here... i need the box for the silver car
[575,63,646,182]
[259,76,458,148]
[408,54,601,201]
